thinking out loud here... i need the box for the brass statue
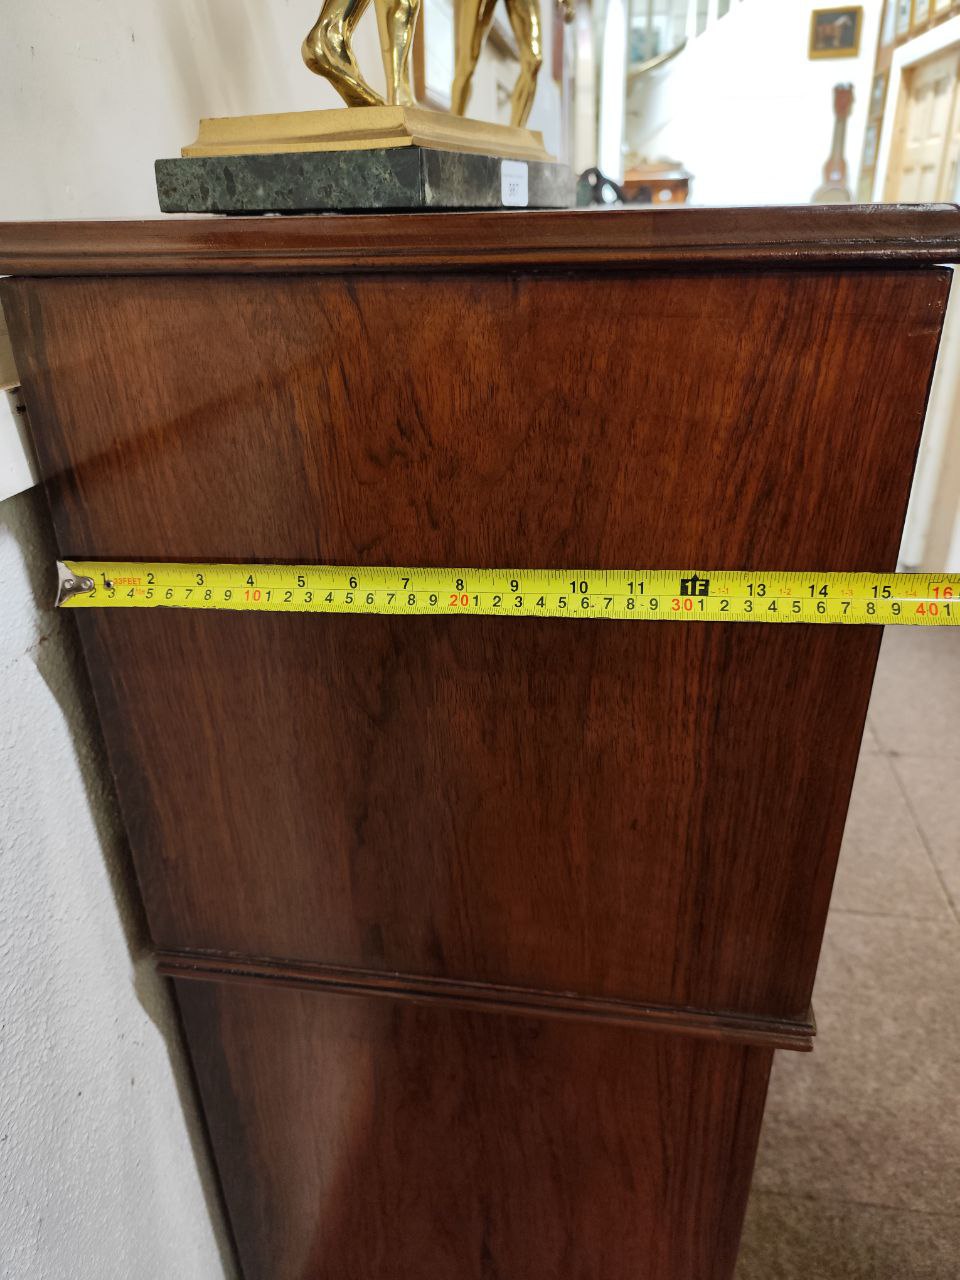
[451,0,544,128]
[173,0,561,193]
[303,0,570,125]
[303,0,422,107]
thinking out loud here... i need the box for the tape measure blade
[52,561,960,625]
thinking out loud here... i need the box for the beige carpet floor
[736,626,960,1278]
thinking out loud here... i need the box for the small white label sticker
[501,160,529,207]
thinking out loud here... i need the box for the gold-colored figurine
[303,0,422,107]
[452,0,544,127]
[174,0,559,176]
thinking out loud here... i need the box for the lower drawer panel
[175,977,773,1280]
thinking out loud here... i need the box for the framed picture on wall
[870,70,888,116]
[879,0,898,46]
[912,0,932,28]
[932,0,953,15]
[809,7,864,58]
[863,121,879,167]
[895,0,913,34]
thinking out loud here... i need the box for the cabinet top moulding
[0,205,959,276]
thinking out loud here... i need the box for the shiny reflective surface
[303,0,421,106]
[452,0,544,126]
[175,977,774,1280]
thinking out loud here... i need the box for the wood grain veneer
[2,206,953,1280]
[3,265,946,1022]
[175,977,773,1280]
[0,203,959,276]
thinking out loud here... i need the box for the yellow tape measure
[55,561,960,625]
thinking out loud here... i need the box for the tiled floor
[736,627,960,1279]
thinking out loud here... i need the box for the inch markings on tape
[55,562,960,626]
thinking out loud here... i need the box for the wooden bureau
[2,206,956,1279]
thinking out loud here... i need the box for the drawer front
[6,266,945,1021]
[175,975,772,1280]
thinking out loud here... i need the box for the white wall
[627,0,883,205]
[2,0,353,220]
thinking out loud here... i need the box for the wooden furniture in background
[1,206,955,1280]
[621,159,691,203]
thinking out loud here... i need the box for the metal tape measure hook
[55,560,97,607]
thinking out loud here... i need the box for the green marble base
[155,148,573,213]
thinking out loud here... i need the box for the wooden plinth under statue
[157,1,573,212]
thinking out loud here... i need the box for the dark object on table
[576,165,623,205]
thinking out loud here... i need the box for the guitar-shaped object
[813,83,854,203]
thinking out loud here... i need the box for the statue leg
[503,0,543,126]
[451,0,500,118]
[302,0,385,107]
[374,0,422,106]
